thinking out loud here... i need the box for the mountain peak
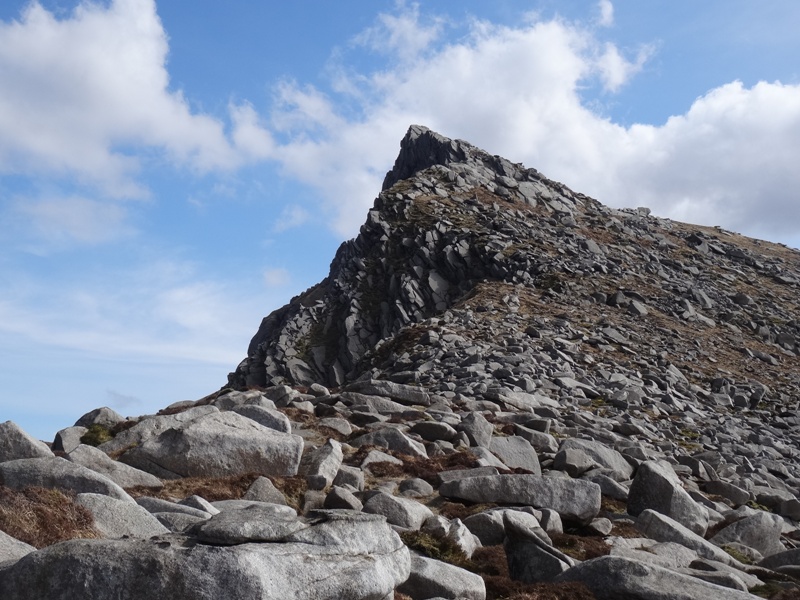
[381,125,470,191]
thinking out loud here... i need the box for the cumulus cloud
[0,0,274,198]
[262,5,800,244]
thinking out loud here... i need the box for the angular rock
[75,493,169,539]
[504,511,573,582]
[489,436,541,474]
[0,421,52,463]
[66,444,163,489]
[557,555,761,600]
[362,491,433,529]
[0,457,132,502]
[243,476,288,505]
[231,404,291,433]
[397,553,486,600]
[0,530,34,564]
[559,438,634,481]
[301,439,343,490]
[710,511,785,558]
[350,427,427,458]
[628,460,709,536]
[440,474,601,524]
[119,411,303,479]
[191,504,306,544]
[636,509,742,567]
[0,512,410,600]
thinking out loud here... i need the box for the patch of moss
[722,545,754,565]
[79,424,113,447]
[400,530,471,568]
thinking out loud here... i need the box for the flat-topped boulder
[117,411,303,479]
[0,511,409,600]
[439,474,601,524]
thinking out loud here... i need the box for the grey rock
[710,511,785,557]
[504,511,574,582]
[0,530,34,564]
[66,444,163,489]
[0,457,132,502]
[97,406,219,455]
[559,438,634,481]
[397,553,486,600]
[179,495,220,515]
[636,509,742,567]
[155,512,209,533]
[489,436,541,474]
[301,439,343,490]
[75,493,169,538]
[628,460,709,536]
[398,477,434,498]
[52,426,88,454]
[243,476,288,505]
[136,497,212,519]
[0,421,52,462]
[362,491,433,529]
[704,480,751,506]
[350,427,427,458]
[343,380,431,406]
[557,555,761,600]
[440,474,601,524]
[458,413,493,448]
[759,548,800,570]
[332,465,365,491]
[119,411,304,479]
[409,421,458,442]
[74,407,126,430]
[231,404,291,433]
[324,486,363,511]
[192,504,306,544]
[0,512,410,600]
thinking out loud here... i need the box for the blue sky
[1,0,799,440]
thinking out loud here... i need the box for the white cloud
[260,5,800,244]
[597,0,614,27]
[0,0,275,197]
[0,258,271,365]
[352,1,443,63]
[12,195,134,247]
[263,268,291,288]
[272,205,310,233]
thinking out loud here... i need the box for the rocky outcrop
[0,511,409,600]
[5,126,800,598]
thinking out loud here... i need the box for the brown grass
[0,486,99,548]
[550,533,610,561]
[348,447,479,485]
[125,473,262,502]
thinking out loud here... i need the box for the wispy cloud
[272,205,310,233]
[597,0,614,27]
[12,195,134,248]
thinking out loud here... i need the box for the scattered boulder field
[4,126,800,599]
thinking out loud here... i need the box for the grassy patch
[126,473,262,502]
[551,532,610,561]
[348,448,479,484]
[0,486,99,548]
[79,424,113,447]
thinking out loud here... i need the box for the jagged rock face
[231,124,800,417]
[230,124,602,388]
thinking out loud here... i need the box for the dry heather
[0,486,99,548]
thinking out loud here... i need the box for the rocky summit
[3,126,800,600]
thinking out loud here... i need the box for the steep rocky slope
[3,126,800,599]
